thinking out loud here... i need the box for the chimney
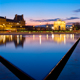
[22,14,24,20]
[5,16,6,19]
[15,14,17,20]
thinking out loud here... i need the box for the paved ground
[0,62,19,80]
[57,41,80,80]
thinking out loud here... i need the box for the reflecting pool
[0,34,79,80]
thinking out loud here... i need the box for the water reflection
[52,34,54,39]
[0,35,25,47]
[51,34,75,44]
[0,34,78,47]
[52,34,65,44]
[46,34,48,40]
[0,34,80,80]
[33,35,35,40]
[39,35,41,45]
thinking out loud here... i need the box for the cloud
[30,17,80,22]
[65,17,80,20]
[73,9,80,12]
[66,22,75,25]
[30,18,60,22]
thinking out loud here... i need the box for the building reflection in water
[52,34,65,44]
[14,35,25,47]
[51,34,74,44]
[0,35,25,47]
[11,35,12,41]
[20,35,22,41]
[73,34,74,40]
[52,34,54,40]
[3,35,5,43]
[70,34,73,39]
[33,35,35,40]
[39,35,41,45]
[17,35,19,44]
[46,34,48,40]
[64,35,66,44]
[0,34,75,47]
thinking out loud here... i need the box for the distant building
[54,19,66,30]
[72,22,80,30]
[46,23,53,30]
[0,14,25,28]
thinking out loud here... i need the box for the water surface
[0,34,79,80]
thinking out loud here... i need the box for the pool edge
[44,38,80,80]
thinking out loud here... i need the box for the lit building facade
[54,19,66,30]
[0,14,25,29]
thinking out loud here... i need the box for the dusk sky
[0,0,80,25]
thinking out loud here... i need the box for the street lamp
[46,25,48,28]
[51,26,54,32]
[52,26,54,30]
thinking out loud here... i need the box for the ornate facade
[54,19,66,30]
[0,14,25,28]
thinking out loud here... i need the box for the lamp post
[52,26,54,32]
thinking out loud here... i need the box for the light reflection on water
[0,34,76,46]
[0,34,80,80]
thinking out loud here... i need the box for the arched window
[59,26,60,30]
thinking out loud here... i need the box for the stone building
[54,19,66,30]
[0,14,25,28]
[72,22,80,30]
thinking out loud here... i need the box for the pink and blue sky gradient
[0,0,80,25]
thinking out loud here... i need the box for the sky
[0,0,80,26]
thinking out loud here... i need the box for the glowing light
[54,20,66,30]
[73,34,74,40]
[70,34,73,39]
[33,35,35,40]
[20,35,22,40]
[17,35,19,44]
[52,27,54,30]
[70,26,72,28]
[70,29,72,31]
[20,26,22,27]
[39,35,41,45]
[46,25,48,28]
[53,34,66,44]
[17,23,19,24]
[64,35,66,44]
[52,34,54,39]
[11,35,12,41]
[3,35,5,43]
[46,34,48,40]
[66,34,69,39]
